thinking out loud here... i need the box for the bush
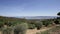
[4,22,21,27]
[14,23,28,34]
[35,21,43,30]
[2,27,13,34]
[28,24,35,29]
[42,21,52,27]
[0,22,4,28]
[4,22,13,26]
[54,20,60,24]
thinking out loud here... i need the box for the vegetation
[54,20,60,24]
[0,21,4,28]
[42,20,52,27]
[35,21,43,30]
[14,23,28,34]
[57,12,60,16]
[36,26,60,34]
[0,15,60,34]
[28,24,35,29]
[0,16,28,27]
[2,27,13,34]
[57,12,60,19]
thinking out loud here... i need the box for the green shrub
[54,20,60,24]
[0,22,4,28]
[4,22,13,27]
[4,21,22,27]
[35,21,43,30]
[28,24,35,29]
[2,27,13,34]
[14,23,28,34]
[8,22,13,26]
[42,21,51,27]
[11,22,24,26]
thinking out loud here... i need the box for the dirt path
[26,26,55,34]
[0,31,2,34]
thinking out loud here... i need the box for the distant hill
[0,16,57,24]
[16,16,57,19]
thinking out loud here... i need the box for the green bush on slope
[42,20,52,27]
[28,24,35,29]
[14,23,28,34]
[2,27,13,34]
[35,21,43,30]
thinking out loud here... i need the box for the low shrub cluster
[27,20,52,30]
[42,20,52,27]
[14,23,28,34]
[35,21,43,30]
[0,22,4,28]
[27,21,43,30]
[2,27,13,34]
[1,23,28,34]
[54,20,60,24]
[28,24,35,29]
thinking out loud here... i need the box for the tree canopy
[57,12,60,16]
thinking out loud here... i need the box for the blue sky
[0,0,60,17]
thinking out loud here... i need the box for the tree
[57,12,60,16]
[57,12,60,19]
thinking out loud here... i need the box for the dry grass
[26,26,54,34]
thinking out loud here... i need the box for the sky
[0,0,60,17]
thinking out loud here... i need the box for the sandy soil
[26,27,54,34]
[0,31,2,34]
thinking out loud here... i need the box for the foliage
[0,16,27,26]
[2,27,13,34]
[57,12,60,16]
[0,21,4,28]
[14,23,28,34]
[54,20,60,24]
[28,24,35,29]
[35,21,43,30]
[4,22,13,26]
[42,20,52,27]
